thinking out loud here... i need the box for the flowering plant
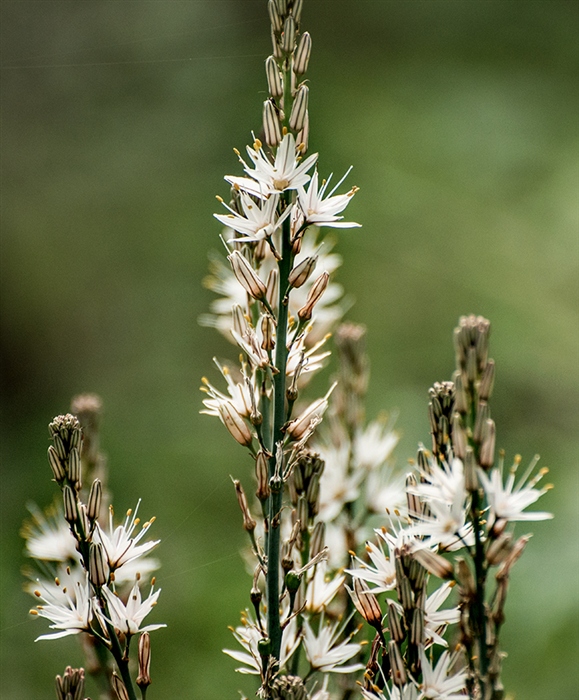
[21,2,553,700]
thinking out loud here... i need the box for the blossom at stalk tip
[230,133,318,194]
[478,455,553,524]
[297,169,360,229]
[302,617,364,674]
[99,579,166,636]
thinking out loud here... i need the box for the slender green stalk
[266,198,293,661]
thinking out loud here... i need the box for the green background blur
[1,1,577,698]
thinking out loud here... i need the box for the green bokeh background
[1,1,577,698]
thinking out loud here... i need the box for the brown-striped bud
[265,56,283,98]
[455,557,476,599]
[349,577,382,629]
[68,447,81,488]
[293,31,311,74]
[281,16,296,54]
[233,479,257,532]
[387,601,405,643]
[388,640,407,687]
[136,632,152,689]
[112,672,130,700]
[473,400,489,444]
[480,419,496,469]
[268,0,282,32]
[464,447,478,492]
[63,485,77,523]
[411,607,424,646]
[486,532,513,567]
[228,251,267,300]
[411,547,454,580]
[263,99,282,147]
[55,666,85,700]
[289,84,309,132]
[87,478,102,521]
[452,412,467,460]
[265,268,279,309]
[453,370,468,414]
[255,451,270,501]
[47,445,66,482]
[89,542,109,587]
[479,358,495,400]
[288,255,317,288]
[297,271,329,321]
[261,314,276,351]
[218,402,253,447]
[406,473,421,520]
[310,521,325,557]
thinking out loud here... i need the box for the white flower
[478,455,553,524]
[201,360,259,419]
[353,418,399,471]
[215,191,292,243]
[297,169,360,228]
[302,617,364,674]
[411,458,467,508]
[94,501,159,571]
[418,648,467,700]
[316,441,362,521]
[32,571,93,641]
[423,582,460,647]
[361,684,420,700]
[364,468,407,517]
[22,504,79,562]
[99,580,165,636]
[223,614,299,675]
[304,562,345,613]
[233,133,318,194]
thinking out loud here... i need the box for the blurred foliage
[1,1,577,698]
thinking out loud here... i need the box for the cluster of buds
[55,666,89,700]
[265,0,310,147]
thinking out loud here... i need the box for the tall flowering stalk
[22,397,164,700]
[202,0,362,696]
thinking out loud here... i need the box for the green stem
[266,196,293,661]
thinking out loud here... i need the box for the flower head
[297,169,360,228]
[99,579,165,636]
[302,617,364,674]
[31,571,93,641]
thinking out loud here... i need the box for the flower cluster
[22,397,163,700]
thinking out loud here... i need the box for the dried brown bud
[297,271,329,321]
[232,479,257,532]
[112,672,130,700]
[136,631,152,689]
[411,547,454,580]
[349,577,382,629]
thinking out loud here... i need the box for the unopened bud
[453,370,468,414]
[55,666,85,700]
[268,0,282,33]
[464,447,478,492]
[233,479,257,532]
[218,402,253,447]
[263,99,282,147]
[452,412,467,460]
[486,532,513,567]
[255,450,269,501]
[265,56,283,98]
[455,557,476,598]
[473,400,489,444]
[350,577,382,629]
[136,631,152,689]
[289,84,309,132]
[228,250,267,300]
[281,16,296,54]
[411,547,454,580]
[406,473,421,520]
[293,31,311,74]
[47,445,66,482]
[265,268,279,309]
[68,447,81,487]
[261,314,276,351]
[292,0,304,22]
[89,542,109,587]
[112,672,130,700]
[297,271,329,321]
[387,600,405,643]
[388,640,407,687]
[496,534,532,581]
[411,607,424,646]
[285,570,302,593]
[310,521,325,557]
[479,358,495,400]
[63,485,77,523]
[87,479,102,521]
[480,419,496,469]
[288,255,317,288]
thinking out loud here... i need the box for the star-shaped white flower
[478,456,553,524]
[418,648,467,700]
[32,571,93,641]
[297,169,360,228]
[99,580,165,636]
[304,562,345,613]
[214,191,292,242]
[231,133,318,194]
[302,617,364,674]
[93,501,159,571]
